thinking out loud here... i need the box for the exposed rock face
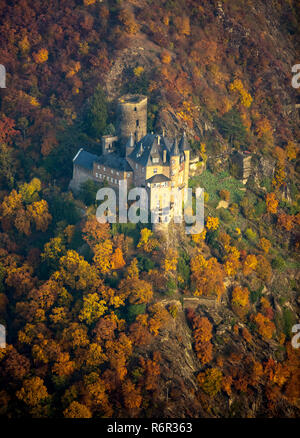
[253,156,275,186]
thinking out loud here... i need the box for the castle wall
[69,165,98,192]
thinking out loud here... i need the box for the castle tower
[179,131,190,187]
[170,137,180,187]
[117,94,148,145]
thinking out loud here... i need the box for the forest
[0,0,299,418]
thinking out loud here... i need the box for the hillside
[0,0,299,419]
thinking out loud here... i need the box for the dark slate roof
[170,137,180,156]
[96,152,133,172]
[146,174,170,184]
[128,132,189,166]
[179,131,190,151]
[128,133,173,167]
[73,149,98,171]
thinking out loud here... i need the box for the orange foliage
[266,192,278,214]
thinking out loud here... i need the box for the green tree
[85,85,108,138]
[214,109,249,147]
[79,179,99,206]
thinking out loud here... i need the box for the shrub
[272,255,286,271]
[250,285,263,304]
[165,278,177,296]
[219,189,230,202]
[218,208,233,224]
[79,179,99,206]
[127,304,146,323]
[245,228,257,243]
[282,308,297,338]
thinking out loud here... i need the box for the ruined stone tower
[117,94,147,145]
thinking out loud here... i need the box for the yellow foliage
[286,141,298,161]
[260,237,271,254]
[18,35,30,53]
[229,79,253,107]
[79,293,107,325]
[161,51,171,64]
[163,248,178,272]
[33,48,48,64]
[254,312,275,339]
[206,216,219,231]
[192,228,206,244]
[231,286,249,308]
[133,66,144,77]
[29,96,40,107]
[243,254,257,276]
[93,240,113,274]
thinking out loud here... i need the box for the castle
[70,94,190,227]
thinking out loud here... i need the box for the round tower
[117,94,148,145]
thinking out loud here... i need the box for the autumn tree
[187,310,213,365]
[197,368,223,397]
[16,376,49,415]
[137,228,158,252]
[63,401,92,418]
[231,286,250,319]
[266,192,278,215]
[243,254,257,276]
[191,253,225,300]
[253,313,275,339]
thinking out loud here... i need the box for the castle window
[134,107,137,111]
[116,171,119,176]
[96,173,98,178]
[136,119,139,127]
[136,164,138,169]
[111,169,114,174]
[153,168,157,174]
[152,157,159,164]
[103,167,106,171]
[98,165,100,169]
[99,174,102,179]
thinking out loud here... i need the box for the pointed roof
[179,131,190,151]
[170,137,180,156]
[129,132,134,147]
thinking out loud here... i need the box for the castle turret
[117,94,147,145]
[125,132,135,157]
[179,131,190,187]
[170,137,180,186]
